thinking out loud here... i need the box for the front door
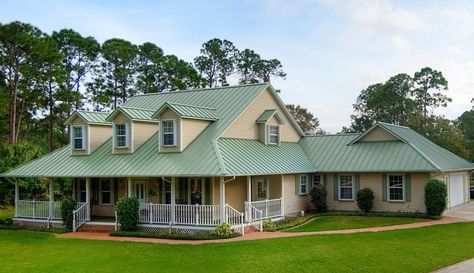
[134,180,147,203]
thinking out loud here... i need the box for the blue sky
[2,0,473,132]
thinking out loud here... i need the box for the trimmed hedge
[60,197,77,231]
[116,197,139,231]
[424,179,447,217]
[263,216,315,232]
[309,184,328,213]
[110,230,239,240]
[356,188,374,213]
[0,224,66,233]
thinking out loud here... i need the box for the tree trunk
[8,73,19,144]
[48,82,54,152]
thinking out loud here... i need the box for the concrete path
[58,215,469,245]
[431,258,474,273]
[444,202,474,221]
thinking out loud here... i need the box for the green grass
[0,206,14,221]
[1,222,474,272]
[287,216,429,232]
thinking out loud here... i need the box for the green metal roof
[217,138,315,175]
[255,109,283,124]
[154,102,218,121]
[106,106,157,122]
[65,110,111,125]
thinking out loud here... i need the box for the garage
[448,174,466,208]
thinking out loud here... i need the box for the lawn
[287,216,429,232]
[1,222,474,273]
[0,205,13,221]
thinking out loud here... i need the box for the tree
[236,49,287,84]
[286,104,324,134]
[455,108,474,161]
[255,59,286,82]
[194,38,237,87]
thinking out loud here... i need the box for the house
[2,83,473,233]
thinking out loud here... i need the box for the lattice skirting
[137,225,214,234]
[13,219,64,229]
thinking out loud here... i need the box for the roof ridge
[407,142,441,171]
[119,106,156,112]
[167,102,216,111]
[132,83,270,97]
[377,122,410,129]
[77,110,110,115]
[304,133,361,137]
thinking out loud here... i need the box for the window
[299,175,308,195]
[312,174,323,188]
[388,174,404,201]
[254,178,268,200]
[115,124,128,148]
[72,126,84,150]
[79,180,86,203]
[268,125,280,145]
[162,120,176,146]
[101,179,111,204]
[339,174,354,200]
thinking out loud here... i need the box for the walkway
[444,202,474,221]
[58,215,469,245]
[431,258,474,273]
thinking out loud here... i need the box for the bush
[263,216,314,232]
[115,197,139,231]
[309,184,328,213]
[262,219,277,230]
[213,223,233,236]
[356,188,375,213]
[110,230,239,240]
[60,197,77,231]
[425,179,447,217]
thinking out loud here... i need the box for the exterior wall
[70,116,88,156]
[283,174,311,215]
[159,109,181,153]
[89,125,112,153]
[225,177,247,211]
[221,88,301,142]
[359,127,398,142]
[113,112,132,154]
[133,121,158,151]
[325,172,430,213]
[181,118,210,150]
[213,178,220,205]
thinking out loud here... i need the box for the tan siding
[283,174,311,215]
[222,88,301,142]
[182,119,210,149]
[359,127,398,142]
[159,109,181,152]
[133,121,158,151]
[89,125,112,153]
[268,175,282,199]
[225,176,246,211]
[258,123,266,143]
[113,112,132,154]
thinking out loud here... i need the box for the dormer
[64,110,112,156]
[105,106,159,154]
[348,122,403,145]
[152,102,217,152]
[256,109,284,145]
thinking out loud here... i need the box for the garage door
[449,174,465,208]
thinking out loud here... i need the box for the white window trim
[338,174,355,201]
[99,179,113,205]
[267,125,280,145]
[298,174,309,195]
[114,123,129,149]
[388,173,405,202]
[161,119,177,147]
[312,173,324,188]
[71,125,86,150]
[253,177,269,200]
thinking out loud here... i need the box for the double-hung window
[268,125,280,145]
[72,126,85,150]
[299,175,308,195]
[312,174,323,188]
[162,120,176,146]
[339,174,354,200]
[115,124,128,148]
[100,179,111,205]
[388,174,404,202]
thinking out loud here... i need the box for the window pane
[163,133,174,146]
[74,138,83,149]
[389,175,404,201]
[116,124,127,147]
[162,121,174,133]
[117,135,126,147]
[116,124,126,135]
[73,127,82,138]
[340,188,353,199]
[313,175,321,187]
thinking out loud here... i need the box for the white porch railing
[73,202,88,232]
[225,203,244,234]
[16,200,62,220]
[139,203,172,224]
[244,201,263,231]
[139,203,221,226]
[248,198,282,219]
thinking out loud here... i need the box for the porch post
[220,177,225,223]
[127,178,132,197]
[171,177,176,224]
[281,175,285,217]
[247,176,252,203]
[14,180,19,217]
[86,177,91,221]
[48,179,54,219]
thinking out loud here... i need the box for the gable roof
[65,110,111,126]
[256,109,284,124]
[105,106,157,122]
[153,102,218,121]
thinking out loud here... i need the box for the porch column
[127,178,132,197]
[14,180,19,217]
[280,175,285,216]
[48,179,54,219]
[220,177,225,223]
[170,177,176,224]
[86,177,91,221]
[247,176,252,203]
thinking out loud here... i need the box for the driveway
[431,258,474,273]
[444,202,474,221]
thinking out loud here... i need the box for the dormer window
[162,120,176,146]
[115,124,128,148]
[268,125,280,145]
[72,126,85,150]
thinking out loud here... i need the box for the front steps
[77,222,115,233]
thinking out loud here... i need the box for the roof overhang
[256,109,285,124]
[152,102,218,121]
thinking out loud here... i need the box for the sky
[1,0,474,133]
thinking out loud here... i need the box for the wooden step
[77,223,115,233]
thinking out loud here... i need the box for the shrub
[424,179,447,217]
[309,184,328,213]
[60,197,77,231]
[214,223,233,236]
[262,219,276,230]
[116,197,139,231]
[263,216,314,232]
[110,230,239,240]
[356,188,375,213]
